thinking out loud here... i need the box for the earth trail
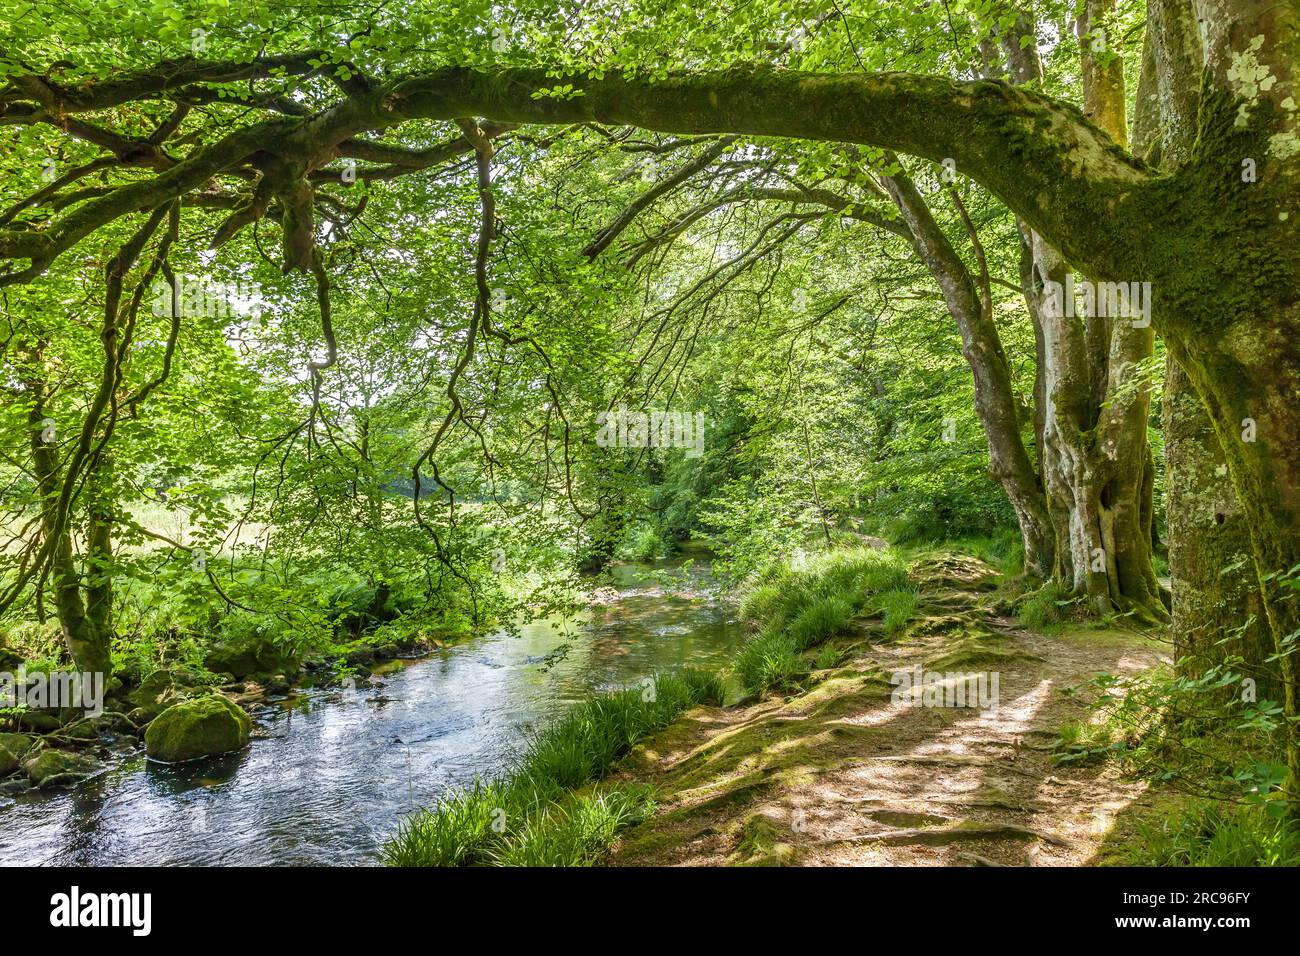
[608,555,1168,866]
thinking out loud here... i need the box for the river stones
[261,674,291,695]
[145,694,251,763]
[127,667,204,720]
[15,711,64,733]
[0,733,34,776]
[22,748,100,788]
[204,631,297,680]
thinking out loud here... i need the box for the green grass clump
[730,546,909,695]
[1130,803,1300,867]
[946,529,1024,577]
[733,631,803,694]
[383,669,720,866]
[1053,717,1117,766]
[1016,581,1070,631]
[738,581,790,625]
[874,588,919,635]
[787,596,853,649]
[489,786,656,867]
[382,780,516,867]
[813,644,842,670]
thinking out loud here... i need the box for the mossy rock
[733,814,796,867]
[204,632,297,680]
[0,733,34,776]
[127,668,204,720]
[15,711,64,733]
[145,694,252,763]
[22,748,100,788]
[342,645,376,666]
[0,648,23,670]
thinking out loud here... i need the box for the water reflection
[0,554,739,866]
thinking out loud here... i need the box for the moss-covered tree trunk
[998,0,1164,619]
[84,459,116,658]
[1146,0,1300,812]
[1164,355,1280,698]
[1137,1,1280,701]
[26,369,112,676]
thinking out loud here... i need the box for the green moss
[0,732,33,775]
[204,629,297,680]
[21,748,99,787]
[732,814,796,866]
[926,636,1042,671]
[144,693,252,763]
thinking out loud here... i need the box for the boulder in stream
[204,632,297,680]
[145,694,252,763]
[22,748,100,788]
[127,667,205,721]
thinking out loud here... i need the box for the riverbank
[0,551,741,865]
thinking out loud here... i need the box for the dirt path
[607,555,1169,866]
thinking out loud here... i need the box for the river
[0,551,740,866]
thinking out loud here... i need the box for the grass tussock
[732,546,908,695]
[382,668,722,866]
[874,587,919,636]
[1130,803,1300,867]
[1015,581,1071,631]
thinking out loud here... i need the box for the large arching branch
[1,63,1156,289]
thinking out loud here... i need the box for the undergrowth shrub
[1057,662,1293,867]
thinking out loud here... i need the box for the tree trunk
[879,170,1055,578]
[27,383,112,676]
[1149,0,1300,812]
[1164,355,1280,699]
[1136,0,1277,699]
[999,0,1165,620]
[84,458,115,652]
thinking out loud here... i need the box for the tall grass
[383,668,723,866]
[732,631,803,693]
[1016,581,1070,631]
[874,588,919,636]
[1131,803,1300,867]
[946,528,1024,577]
[488,786,656,867]
[732,546,908,695]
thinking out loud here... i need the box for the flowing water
[0,551,740,866]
